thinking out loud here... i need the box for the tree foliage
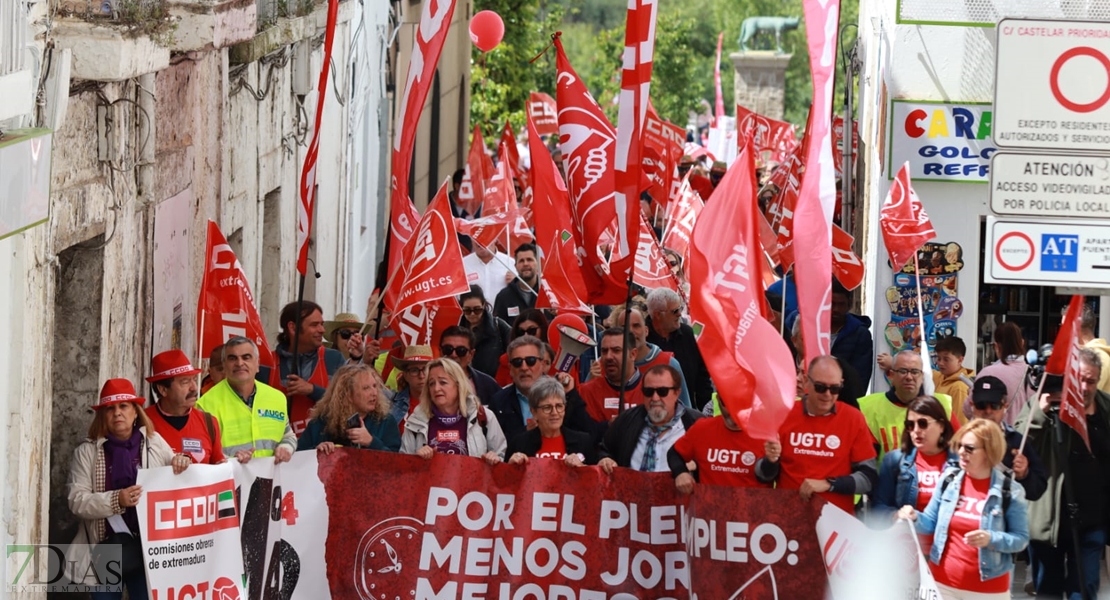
[470,0,860,135]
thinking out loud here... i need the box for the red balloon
[469,10,504,52]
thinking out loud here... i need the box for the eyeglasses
[903,417,936,431]
[462,306,485,315]
[892,368,924,376]
[668,307,683,317]
[957,443,979,454]
[519,326,540,337]
[536,403,566,414]
[440,345,470,358]
[337,329,357,340]
[809,380,843,395]
[973,400,1003,411]
[643,386,677,398]
[509,356,542,368]
[404,367,426,377]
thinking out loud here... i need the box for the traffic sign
[985,217,1110,289]
[990,152,1110,218]
[994,19,1110,152]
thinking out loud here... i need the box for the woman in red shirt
[505,376,597,466]
[899,419,1029,600]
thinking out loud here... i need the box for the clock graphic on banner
[354,517,422,600]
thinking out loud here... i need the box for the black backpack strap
[1002,472,1013,514]
[938,468,959,497]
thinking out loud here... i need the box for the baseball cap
[971,375,1007,406]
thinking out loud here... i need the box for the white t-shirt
[462,252,517,303]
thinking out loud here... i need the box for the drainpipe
[137,73,155,202]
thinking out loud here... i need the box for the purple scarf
[426,406,468,455]
[103,428,142,533]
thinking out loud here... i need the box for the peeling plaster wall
[0,4,397,595]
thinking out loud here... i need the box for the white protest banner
[137,462,245,600]
[232,452,329,600]
[815,503,922,600]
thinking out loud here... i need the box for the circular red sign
[995,231,1036,271]
[1050,47,1110,113]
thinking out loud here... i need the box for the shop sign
[985,216,1110,288]
[994,19,1110,152]
[888,101,996,183]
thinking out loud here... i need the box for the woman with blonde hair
[400,357,507,465]
[66,379,191,600]
[899,418,1029,600]
[298,363,400,453]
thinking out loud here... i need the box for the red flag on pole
[1051,296,1091,450]
[392,182,471,318]
[394,299,464,349]
[529,92,560,137]
[553,36,627,304]
[385,0,457,307]
[535,232,594,316]
[831,224,865,290]
[458,125,493,218]
[296,0,340,275]
[735,104,798,163]
[633,213,681,292]
[792,0,841,365]
[611,0,659,282]
[198,221,275,368]
[689,142,796,439]
[880,162,936,272]
[661,174,704,265]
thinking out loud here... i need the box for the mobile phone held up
[346,413,362,430]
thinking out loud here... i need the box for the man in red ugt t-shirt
[755,356,877,514]
[669,408,772,492]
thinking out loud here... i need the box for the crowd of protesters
[66,161,1110,599]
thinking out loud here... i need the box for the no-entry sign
[985,216,1110,288]
[994,19,1110,152]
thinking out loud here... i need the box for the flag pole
[617,268,636,414]
[912,253,935,395]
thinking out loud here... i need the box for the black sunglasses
[440,345,470,358]
[643,386,677,398]
[903,417,935,431]
[337,329,356,340]
[810,381,843,395]
[509,356,542,368]
[462,306,485,315]
[973,400,1004,411]
[519,326,540,337]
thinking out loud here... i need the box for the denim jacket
[872,448,959,519]
[914,467,1030,581]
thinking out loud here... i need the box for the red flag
[611,0,659,281]
[633,213,681,292]
[297,0,340,275]
[735,104,798,163]
[553,36,627,304]
[832,115,858,179]
[529,92,559,137]
[499,121,525,191]
[831,224,864,290]
[197,221,275,368]
[765,149,804,269]
[714,32,725,125]
[880,162,936,272]
[386,0,457,307]
[1052,296,1091,450]
[643,105,685,212]
[394,299,463,349]
[392,183,470,318]
[792,0,841,365]
[458,125,493,218]
[535,233,593,316]
[689,142,796,439]
[661,175,704,265]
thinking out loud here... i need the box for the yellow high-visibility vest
[197,379,288,458]
[859,392,953,463]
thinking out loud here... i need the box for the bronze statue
[738,16,800,53]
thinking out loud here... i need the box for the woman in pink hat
[64,379,191,600]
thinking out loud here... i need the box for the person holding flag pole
[1014,296,1110,600]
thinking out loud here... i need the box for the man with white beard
[598,365,702,474]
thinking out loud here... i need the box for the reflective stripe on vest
[196,379,288,458]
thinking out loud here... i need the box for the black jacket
[493,281,538,325]
[468,366,502,406]
[506,427,599,465]
[489,385,600,447]
[646,320,713,410]
[600,405,703,468]
[465,312,511,378]
[1002,422,1048,502]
